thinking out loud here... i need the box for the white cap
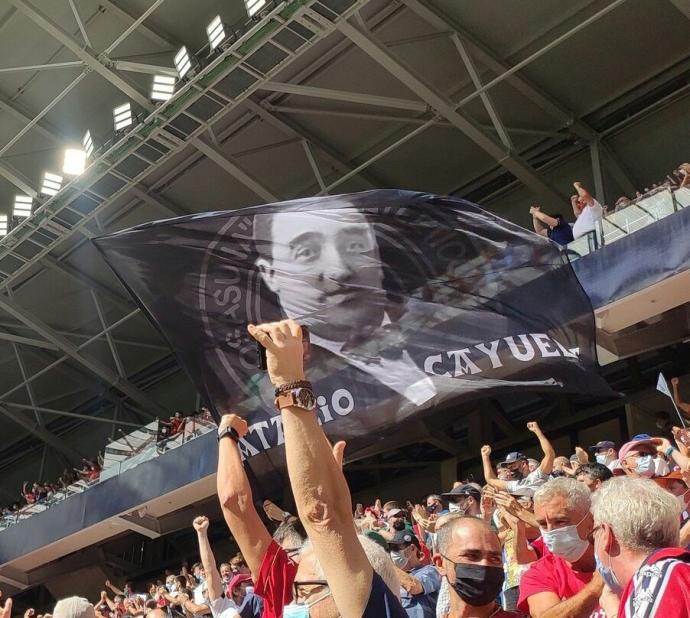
[53,597,96,618]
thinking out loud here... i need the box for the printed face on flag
[94,190,615,470]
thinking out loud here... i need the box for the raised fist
[671,377,680,386]
[193,515,209,533]
[481,445,492,457]
[526,421,540,433]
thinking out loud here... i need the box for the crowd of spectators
[530,160,690,246]
[4,321,690,618]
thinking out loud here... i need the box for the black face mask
[392,519,406,531]
[446,560,504,607]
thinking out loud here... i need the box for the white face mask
[449,501,465,514]
[595,453,608,465]
[283,591,335,618]
[541,514,590,562]
[390,549,410,569]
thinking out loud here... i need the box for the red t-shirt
[528,536,550,559]
[254,540,298,618]
[619,547,690,617]
[517,553,604,617]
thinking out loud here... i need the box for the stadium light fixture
[174,46,193,79]
[83,130,94,158]
[151,74,176,102]
[0,215,7,237]
[62,148,87,176]
[40,172,63,196]
[245,0,267,17]
[13,195,32,218]
[207,16,225,50]
[113,103,133,132]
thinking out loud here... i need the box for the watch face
[295,388,316,410]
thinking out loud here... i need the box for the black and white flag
[94,190,613,470]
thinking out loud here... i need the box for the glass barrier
[0,412,216,531]
[566,188,687,260]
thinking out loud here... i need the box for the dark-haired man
[575,463,612,492]
[442,484,481,517]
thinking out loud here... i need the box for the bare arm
[481,445,508,490]
[192,517,223,602]
[395,567,424,595]
[531,207,560,230]
[574,182,594,207]
[216,414,273,580]
[249,321,371,618]
[184,599,210,616]
[527,421,555,475]
[105,581,124,597]
[672,378,690,414]
[527,573,603,618]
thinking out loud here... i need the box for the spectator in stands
[575,462,613,492]
[518,478,608,617]
[592,477,690,617]
[248,319,407,616]
[442,484,481,517]
[160,411,186,439]
[385,507,413,533]
[571,181,604,239]
[655,410,675,438]
[613,196,632,212]
[228,554,250,576]
[0,595,11,618]
[677,163,690,189]
[387,530,440,617]
[227,573,261,618]
[654,471,690,523]
[619,435,672,478]
[481,421,555,497]
[434,516,516,617]
[529,206,574,245]
[590,440,619,471]
[216,411,306,618]
[53,597,96,618]
[671,377,690,418]
[425,494,447,516]
[192,515,242,618]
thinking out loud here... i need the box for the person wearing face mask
[387,508,415,533]
[387,531,441,618]
[588,440,619,472]
[434,516,518,617]
[227,575,262,618]
[655,471,690,522]
[619,436,672,479]
[518,478,607,618]
[441,486,481,518]
[481,422,555,498]
[425,495,448,517]
[591,477,690,618]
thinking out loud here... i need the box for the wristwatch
[275,387,317,411]
[217,426,240,443]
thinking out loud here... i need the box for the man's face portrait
[255,207,386,341]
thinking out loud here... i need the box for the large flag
[94,190,613,472]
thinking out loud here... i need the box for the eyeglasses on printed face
[292,580,329,602]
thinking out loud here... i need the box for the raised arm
[530,206,560,232]
[105,580,124,597]
[248,321,371,618]
[573,181,594,207]
[192,516,223,602]
[216,413,273,580]
[671,377,690,415]
[527,421,555,475]
[481,445,508,490]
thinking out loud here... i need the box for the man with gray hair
[591,477,690,617]
[517,477,608,617]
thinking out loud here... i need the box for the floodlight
[151,74,176,102]
[207,16,226,50]
[62,148,87,175]
[0,215,8,237]
[83,130,94,158]
[245,0,267,17]
[13,195,32,218]
[40,172,63,196]
[174,46,193,79]
[113,103,133,132]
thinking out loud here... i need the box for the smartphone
[256,325,311,370]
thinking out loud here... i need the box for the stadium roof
[0,0,688,497]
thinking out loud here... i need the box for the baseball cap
[54,598,96,618]
[589,440,616,451]
[498,452,527,466]
[228,573,252,596]
[388,530,420,549]
[442,484,481,501]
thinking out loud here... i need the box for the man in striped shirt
[591,477,690,618]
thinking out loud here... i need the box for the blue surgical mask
[540,515,590,562]
[595,554,622,594]
[595,454,607,465]
[636,455,655,478]
[283,591,334,618]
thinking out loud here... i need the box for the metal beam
[259,81,428,112]
[8,0,154,112]
[98,0,176,50]
[190,137,278,202]
[335,18,564,204]
[0,403,82,460]
[91,290,126,378]
[589,140,606,204]
[1,401,141,428]
[0,92,65,143]
[0,296,167,417]
[0,60,83,74]
[113,60,176,76]
[67,0,92,48]
[0,332,57,350]
[301,140,326,192]
[104,0,168,56]
[668,0,690,19]
[0,161,37,196]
